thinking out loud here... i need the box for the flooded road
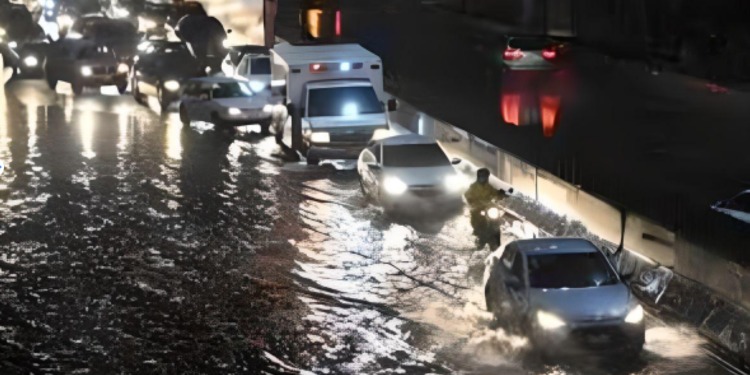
[0,81,736,374]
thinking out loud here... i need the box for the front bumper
[531,321,645,355]
[80,73,128,86]
[380,187,464,214]
[218,111,272,127]
[307,143,368,160]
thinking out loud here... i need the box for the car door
[487,246,517,316]
[187,83,213,121]
[505,252,530,325]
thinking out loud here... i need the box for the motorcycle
[473,204,505,250]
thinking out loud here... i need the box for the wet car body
[485,238,645,356]
[502,36,570,71]
[357,134,465,214]
[178,76,273,131]
[68,16,140,63]
[45,41,128,94]
[712,190,750,224]
[132,40,202,108]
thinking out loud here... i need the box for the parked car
[15,33,51,78]
[222,45,280,95]
[712,190,750,224]
[178,76,273,132]
[45,41,129,94]
[357,134,465,213]
[484,237,645,357]
[67,16,139,63]
[132,40,202,109]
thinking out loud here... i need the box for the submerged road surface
[0,81,740,374]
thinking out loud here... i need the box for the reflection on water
[500,70,569,138]
[165,115,183,161]
[79,111,96,159]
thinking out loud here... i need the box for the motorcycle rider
[465,168,512,249]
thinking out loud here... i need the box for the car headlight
[486,207,500,219]
[117,63,129,73]
[163,80,180,91]
[58,15,72,28]
[625,305,644,324]
[227,107,242,116]
[23,56,38,67]
[383,176,408,196]
[80,66,93,76]
[8,41,17,49]
[537,310,566,330]
[0,28,6,37]
[444,174,466,192]
[310,132,330,144]
[248,80,265,93]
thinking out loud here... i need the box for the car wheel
[71,80,83,95]
[116,81,127,95]
[179,105,190,125]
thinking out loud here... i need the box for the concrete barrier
[623,213,676,267]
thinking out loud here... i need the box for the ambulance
[271,42,396,165]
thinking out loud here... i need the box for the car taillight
[542,47,557,60]
[335,10,341,36]
[503,48,523,61]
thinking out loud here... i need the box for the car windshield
[527,251,619,289]
[382,144,451,168]
[211,82,253,98]
[307,86,383,117]
[80,45,114,59]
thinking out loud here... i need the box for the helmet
[476,168,490,183]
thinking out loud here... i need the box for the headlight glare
[163,80,180,91]
[625,305,644,324]
[23,56,38,67]
[310,132,330,144]
[537,310,566,330]
[80,66,93,76]
[248,80,265,93]
[383,176,408,196]
[227,107,242,116]
[486,207,500,219]
[444,174,466,192]
[117,63,129,73]
[8,41,17,49]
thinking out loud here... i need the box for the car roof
[373,134,437,147]
[273,42,380,66]
[187,76,246,84]
[512,238,600,255]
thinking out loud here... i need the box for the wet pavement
[0,81,739,374]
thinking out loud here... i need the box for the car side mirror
[450,157,461,165]
[387,98,398,112]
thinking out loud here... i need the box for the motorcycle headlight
[537,310,566,330]
[117,63,129,74]
[625,305,644,324]
[383,176,408,196]
[80,66,93,77]
[444,174,466,192]
[163,80,180,92]
[8,41,17,49]
[227,107,242,116]
[486,207,500,219]
[23,56,38,67]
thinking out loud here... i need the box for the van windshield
[307,86,383,117]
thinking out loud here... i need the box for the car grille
[92,66,116,75]
[409,185,444,197]
[569,326,630,348]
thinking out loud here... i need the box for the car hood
[529,283,630,322]
[382,166,457,187]
[213,97,267,109]
[307,113,387,131]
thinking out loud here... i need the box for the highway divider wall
[392,98,750,367]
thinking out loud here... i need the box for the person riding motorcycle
[465,168,512,249]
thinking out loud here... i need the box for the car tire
[116,81,127,95]
[71,80,83,95]
[179,105,190,125]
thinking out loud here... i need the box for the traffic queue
[0,0,646,359]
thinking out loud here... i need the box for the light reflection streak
[165,115,182,160]
[80,111,96,159]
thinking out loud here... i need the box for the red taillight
[335,10,341,36]
[542,48,557,60]
[503,48,523,61]
[310,63,327,73]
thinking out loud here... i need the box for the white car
[178,76,274,133]
[713,190,750,224]
[357,134,465,213]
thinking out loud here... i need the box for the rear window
[508,37,552,50]
[527,251,619,289]
[307,86,383,117]
[382,144,450,168]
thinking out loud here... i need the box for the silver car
[356,134,466,213]
[485,238,645,356]
[502,36,569,71]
